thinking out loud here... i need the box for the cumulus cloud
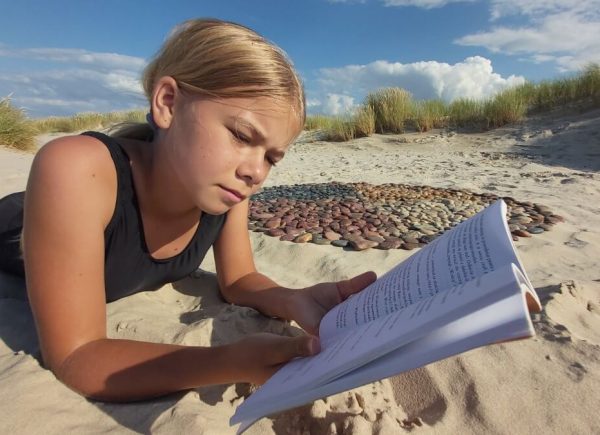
[313,56,524,114]
[456,0,600,72]
[0,44,146,117]
[328,0,473,6]
[323,94,357,115]
[382,0,474,8]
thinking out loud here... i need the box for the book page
[235,264,524,419]
[320,200,533,340]
[232,265,535,429]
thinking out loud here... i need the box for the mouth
[219,185,247,202]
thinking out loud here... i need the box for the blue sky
[1,0,599,117]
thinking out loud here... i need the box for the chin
[199,202,231,216]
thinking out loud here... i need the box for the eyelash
[229,128,277,167]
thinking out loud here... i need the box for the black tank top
[0,131,227,302]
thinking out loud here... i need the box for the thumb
[336,271,377,300]
[279,335,320,361]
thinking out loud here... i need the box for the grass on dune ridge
[307,63,600,141]
[0,97,38,152]
[0,107,146,152]
[1,64,599,151]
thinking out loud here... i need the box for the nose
[236,150,268,186]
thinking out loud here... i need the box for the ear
[150,76,179,129]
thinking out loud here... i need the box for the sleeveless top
[0,131,227,302]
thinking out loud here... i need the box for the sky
[1,0,599,118]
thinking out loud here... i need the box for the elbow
[218,281,237,305]
[53,363,126,402]
[50,341,123,402]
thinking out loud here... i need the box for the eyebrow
[231,116,267,142]
[231,116,287,158]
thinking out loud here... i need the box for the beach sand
[1,109,599,434]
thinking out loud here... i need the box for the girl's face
[161,93,301,215]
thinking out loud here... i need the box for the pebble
[331,240,349,248]
[294,233,313,243]
[379,239,403,249]
[527,227,545,234]
[247,182,560,251]
[512,229,532,238]
[350,239,379,251]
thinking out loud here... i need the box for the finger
[336,271,377,300]
[275,335,320,363]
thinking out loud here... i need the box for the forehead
[188,95,302,145]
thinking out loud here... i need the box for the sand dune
[1,109,599,434]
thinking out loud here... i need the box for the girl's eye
[267,157,278,167]
[230,128,251,143]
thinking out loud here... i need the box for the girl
[0,18,375,400]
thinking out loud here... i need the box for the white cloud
[456,1,600,72]
[318,94,357,115]
[0,45,146,117]
[488,0,600,21]
[0,47,145,71]
[314,56,524,112]
[306,98,322,108]
[382,0,474,8]
[328,0,473,6]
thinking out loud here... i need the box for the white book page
[320,200,534,340]
[234,264,524,423]
[232,273,534,429]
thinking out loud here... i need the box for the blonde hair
[112,18,305,140]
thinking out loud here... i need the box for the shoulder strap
[80,131,135,198]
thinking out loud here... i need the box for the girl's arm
[213,196,377,335]
[212,199,295,320]
[23,137,314,401]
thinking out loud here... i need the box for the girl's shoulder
[31,133,119,229]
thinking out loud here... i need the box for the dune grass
[365,88,413,134]
[305,114,336,131]
[308,63,600,142]
[412,99,448,132]
[33,109,146,134]
[2,65,599,149]
[0,97,37,151]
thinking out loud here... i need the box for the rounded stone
[527,227,545,234]
[378,239,402,249]
[324,231,342,241]
[512,229,532,238]
[349,239,379,251]
[331,240,349,248]
[294,233,313,243]
[266,228,285,237]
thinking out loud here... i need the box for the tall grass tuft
[0,97,37,151]
[483,87,528,128]
[580,63,600,105]
[353,104,376,137]
[304,114,335,131]
[324,116,356,142]
[448,98,484,129]
[412,99,448,132]
[34,109,146,133]
[365,88,413,133]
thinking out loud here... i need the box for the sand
[1,108,599,434]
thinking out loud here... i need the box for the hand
[228,333,320,385]
[287,271,377,336]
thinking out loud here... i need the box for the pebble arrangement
[248,182,564,251]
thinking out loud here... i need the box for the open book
[230,200,542,432]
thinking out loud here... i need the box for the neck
[127,138,200,223]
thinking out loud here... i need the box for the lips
[220,185,246,201]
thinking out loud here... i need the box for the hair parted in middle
[113,18,305,140]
